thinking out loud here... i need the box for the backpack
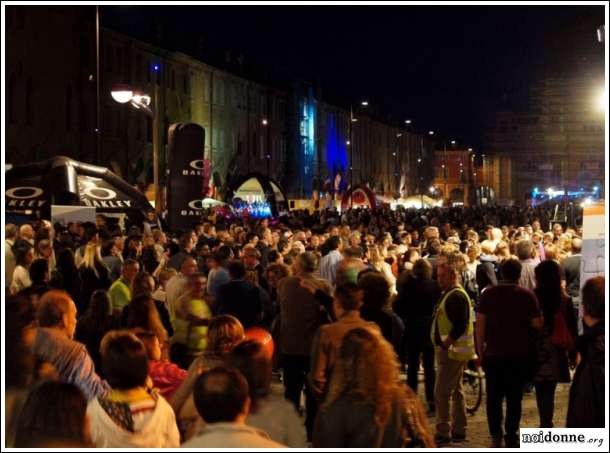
[551,306,574,350]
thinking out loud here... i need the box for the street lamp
[111,83,160,212]
[405,119,412,125]
[428,130,435,136]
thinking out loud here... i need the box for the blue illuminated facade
[325,112,348,188]
[299,94,316,196]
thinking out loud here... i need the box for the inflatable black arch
[5,156,154,224]
[225,172,288,217]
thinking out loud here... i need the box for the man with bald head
[29,290,110,400]
[19,223,35,245]
[562,237,583,326]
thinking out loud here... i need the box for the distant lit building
[485,76,605,203]
[431,148,475,206]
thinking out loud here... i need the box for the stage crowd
[4,204,605,448]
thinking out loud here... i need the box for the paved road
[418,382,570,448]
[278,375,571,448]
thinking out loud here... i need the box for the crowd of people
[4,204,605,448]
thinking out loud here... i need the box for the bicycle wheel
[463,365,484,415]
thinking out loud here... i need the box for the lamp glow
[111,85,133,104]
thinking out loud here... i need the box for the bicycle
[463,358,484,414]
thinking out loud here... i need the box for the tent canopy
[5,156,154,224]
[225,172,288,217]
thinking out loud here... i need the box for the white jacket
[87,394,180,448]
[182,423,285,448]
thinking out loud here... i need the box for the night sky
[103,4,605,150]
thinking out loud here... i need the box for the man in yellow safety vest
[431,260,476,446]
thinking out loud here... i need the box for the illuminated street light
[111,83,159,211]
[451,140,456,145]
[346,140,351,145]
[468,147,473,152]
[111,84,133,103]
[262,119,268,126]
[417,158,422,163]
[405,119,412,125]
[429,186,435,193]
[361,101,369,106]
[428,130,434,135]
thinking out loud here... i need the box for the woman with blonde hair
[494,241,513,262]
[78,237,111,313]
[313,328,434,447]
[368,245,396,295]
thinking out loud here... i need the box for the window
[66,83,72,132]
[260,134,265,159]
[203,76,210,102]
[106,45,113,73]
[25,76,33,125]
[146,117,152,143]
[214,79,225,106]
[135,54,143,83]
[8,73,16,124]
[212,127,218,148]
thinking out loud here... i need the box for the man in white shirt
[5,224,18,290]
[318,236,343,287]
[182,367,284,448]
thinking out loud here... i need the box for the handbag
[550,309,574,351]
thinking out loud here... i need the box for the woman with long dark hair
[50,248,82,301]
[75,290,120,376]
[533,260,577,428]
[126,272,173,337]
[14,381,92,447]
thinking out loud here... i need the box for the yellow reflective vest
[431,286,476,361]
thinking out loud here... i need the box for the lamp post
[348,100,368,207]
[95,6,101,165]
[262,118,270,177]
[111,84,161,212]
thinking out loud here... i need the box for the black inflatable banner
[5,156,154,224]
[166,122,206,231]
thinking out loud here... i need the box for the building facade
[6,6,434,200]
[485,76,605,203]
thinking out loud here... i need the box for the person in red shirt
[136,330,187,401]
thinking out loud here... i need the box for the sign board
[51,205,97,226]
[579,202,605,331]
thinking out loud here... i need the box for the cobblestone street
[418,383,571,448]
